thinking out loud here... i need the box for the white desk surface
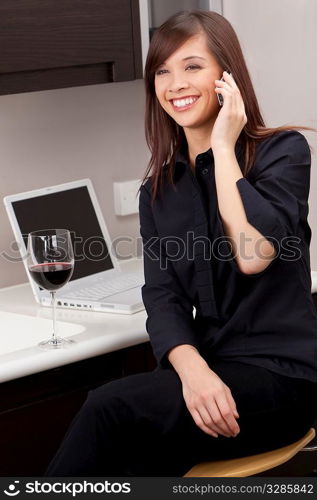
[1,260,316,384]
[0,258,148,383]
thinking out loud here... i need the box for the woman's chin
[173,116,202,128]
[175,118,212,131]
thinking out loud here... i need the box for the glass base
[38,336,75,350]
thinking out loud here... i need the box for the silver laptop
[3,178,145,314]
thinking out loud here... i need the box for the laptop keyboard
[65,271,144,301]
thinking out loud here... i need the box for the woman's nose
[168,75,189,93]
[169,85,187,93]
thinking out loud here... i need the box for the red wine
[29,262,73,291]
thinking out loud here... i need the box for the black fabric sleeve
[139,182,198,368]
[217,131,311,277]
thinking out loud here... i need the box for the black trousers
[45,359,317,477]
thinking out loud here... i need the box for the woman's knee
[82,368,184,424]
[83,379,122,416]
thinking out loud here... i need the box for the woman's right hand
[180,355,241,438]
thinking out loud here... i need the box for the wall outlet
[113,179,142,215]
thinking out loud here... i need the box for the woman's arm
[214,147,276,275]
[212,72,275,275]
[140,183,240,438]
[168,344,240,438]
[211,73,311,277]
[214,131,311,277]
[139,182,198,368]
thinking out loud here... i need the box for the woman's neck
[184,126,213,170]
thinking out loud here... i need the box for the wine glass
[27,229,75,349]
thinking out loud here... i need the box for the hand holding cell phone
[211,70,247,152]
[217,71,231,107]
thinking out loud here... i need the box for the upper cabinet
[0,0,143,95]
[149,0,222,38]
[0,0,223,95]
[139,0,223,73]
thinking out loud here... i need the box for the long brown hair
[142,9,316,202]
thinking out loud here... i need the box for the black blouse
[139,130,317,383]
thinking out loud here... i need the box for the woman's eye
[155,65,201,76]
[155,69,167,75]
[186,65,201,70]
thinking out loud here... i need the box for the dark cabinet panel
[0,341,157,476]
[0,0,143,95]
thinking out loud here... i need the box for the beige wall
[1,0,316,288]
[223,0,317,267]
[0,81,149,287]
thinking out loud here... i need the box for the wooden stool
[183,428,316,477]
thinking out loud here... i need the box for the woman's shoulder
[256,129,310,164]
[139,177,153,208]
[141,176,152,192]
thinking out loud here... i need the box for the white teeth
[172,96,198,108]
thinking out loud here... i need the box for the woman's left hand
[211,71,247,152]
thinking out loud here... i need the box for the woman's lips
[171,97,200,112]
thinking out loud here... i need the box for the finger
[214,87,231,97]
[191,409,219,438]
[223,70,239,90]
[215,80,235,97]
[198,404,231,437]
[224,385,240,418]
[214,87,232,106]
[222,72,243,108]
[215,392,240,436]
[215,79,231,88]
[215,88,244,116]
[205,398,234,436]
[232,88,244,114]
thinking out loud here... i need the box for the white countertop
[1,260,316,384]
[0,258,148,383]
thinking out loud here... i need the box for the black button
[201,168,209,175]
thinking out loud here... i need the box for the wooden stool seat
[183,428,316,477]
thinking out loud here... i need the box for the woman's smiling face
[154,32,223,130]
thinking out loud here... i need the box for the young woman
[45,10,317,477]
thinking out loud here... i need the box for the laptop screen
[12,186,114,282]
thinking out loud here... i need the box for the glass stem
[51,291,57,344]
